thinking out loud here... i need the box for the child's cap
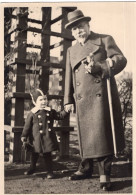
[30,89,45,105]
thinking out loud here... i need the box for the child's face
[36,95,48,109]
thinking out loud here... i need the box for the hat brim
[65,16,91,29]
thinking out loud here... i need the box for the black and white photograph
[1,1,135,194]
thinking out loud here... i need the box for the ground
[5,158,132,194]
[4,115,132,194]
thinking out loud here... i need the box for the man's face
[71,21,90,45]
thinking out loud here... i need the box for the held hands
[64,104,74,113]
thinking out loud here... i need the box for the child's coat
[21,107,68,153]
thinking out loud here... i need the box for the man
[64,9,127,191]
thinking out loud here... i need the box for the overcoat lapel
[70,32,101,69]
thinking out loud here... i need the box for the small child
[21,88,70,178]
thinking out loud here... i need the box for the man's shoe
[24,169,35,175]
[100,182,111,191]
[46,172,55,179]
[69,171,92,180]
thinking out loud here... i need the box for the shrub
[117,71,132,160]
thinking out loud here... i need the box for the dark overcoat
[21,108,68,153]
[64,31,127,159]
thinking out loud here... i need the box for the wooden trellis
[4,7,76,162]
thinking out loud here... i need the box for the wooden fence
[4,7,76,162]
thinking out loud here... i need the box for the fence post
[9,8,28,162]
[59,7,76,156]
[40,7,51,94]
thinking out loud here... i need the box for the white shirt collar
[31,106,51,114]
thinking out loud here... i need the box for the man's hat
[30,89,45,105]
[65,9,91,29]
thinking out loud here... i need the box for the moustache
[78,32,86,37]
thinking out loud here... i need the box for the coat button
[76,82,80,86]
[38,115,41,118]
[47,120,50,123]
[46,113,49,116]
[96,93,101,97]
[39,130,43,134]
[75,69,78,73]
[39,122,42,126]
[77,95,82,100]
[95,79,101,83]
[48,128,51,131]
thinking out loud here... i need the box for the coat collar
[70,31,101,69]
[88,31,101,45]
[31,106,51,114]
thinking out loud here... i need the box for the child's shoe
[24,168,35,175]
[100,182,111,191]
[46,172,55,179]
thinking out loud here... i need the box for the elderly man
[64,9,127,191]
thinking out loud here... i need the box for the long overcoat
[21,107,68,153]
[64,31,127,159]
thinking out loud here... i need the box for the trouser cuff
[100,175,110,183]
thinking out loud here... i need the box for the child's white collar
[31,106,51,113]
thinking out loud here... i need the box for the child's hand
[64,104,73,113]
[21,137,26,143]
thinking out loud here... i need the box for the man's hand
[64,104,74,113]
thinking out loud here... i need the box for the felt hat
[30,89,45,105]
[65,9,91,29]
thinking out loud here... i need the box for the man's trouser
[30,152,53,172]
[78,155,113,183]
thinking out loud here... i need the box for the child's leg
[24,152,39,175]
[43,152,54,179]
[97,155,113,191]
[30,152,39,170]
